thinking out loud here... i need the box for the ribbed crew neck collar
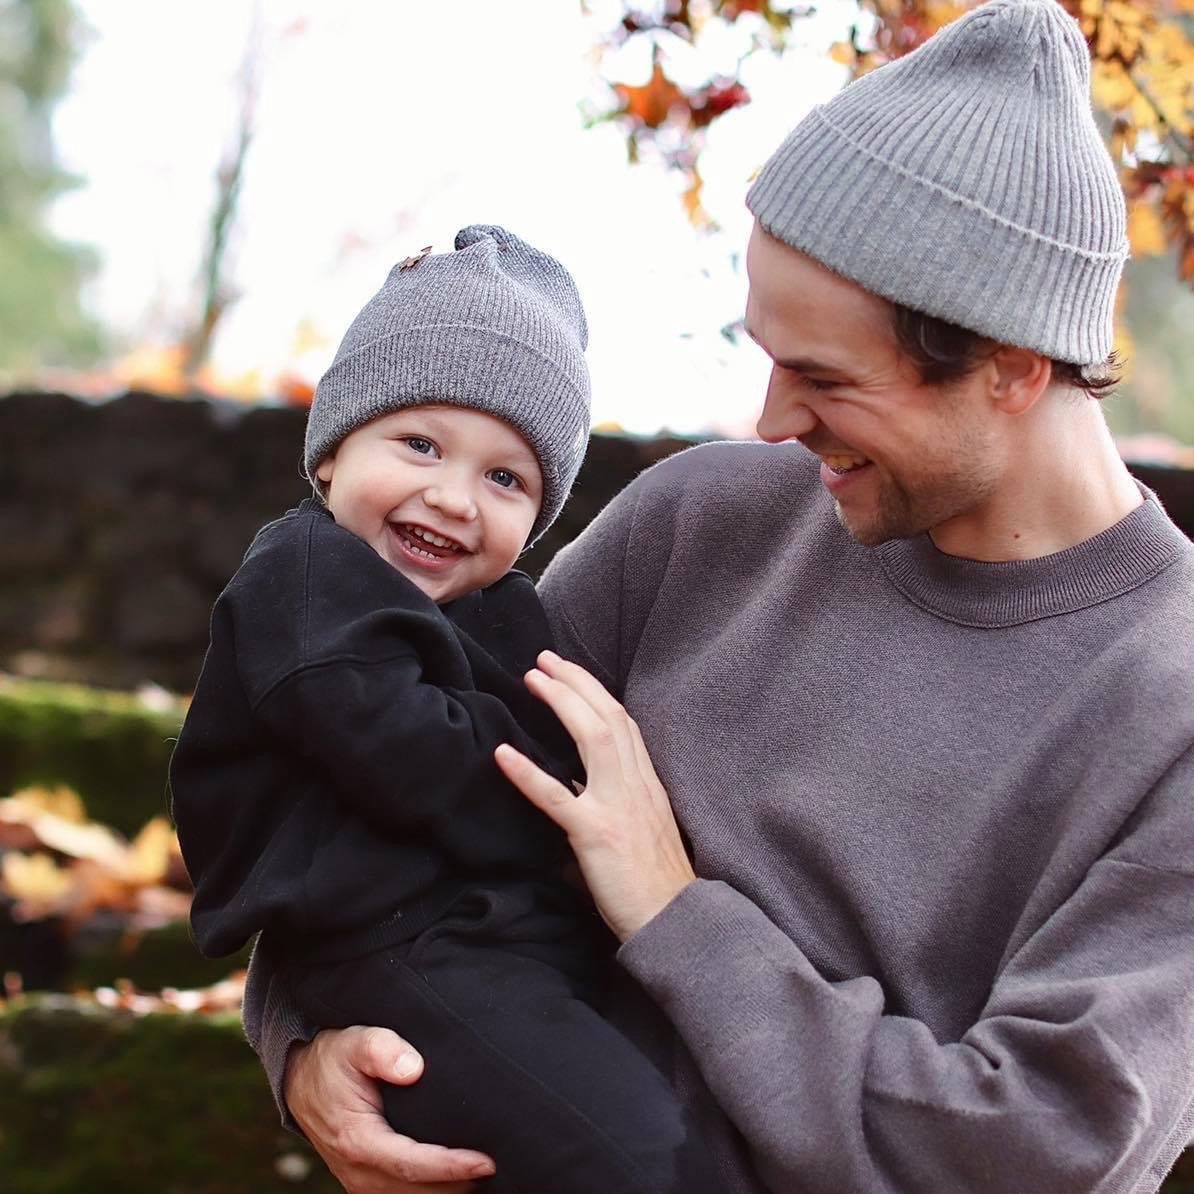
[876,493,1187,627]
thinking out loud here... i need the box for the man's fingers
[523,667,610,745]
[536,653,630,727]
[370,1132,495,1186]
[537,651,630,720]
[342,1025,425,1086]
[524,667,640,775]
[495,744,579,829]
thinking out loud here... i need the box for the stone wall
[3,390,1192,693]
[0,392,690,691]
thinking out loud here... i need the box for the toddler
[170,225,718,1193]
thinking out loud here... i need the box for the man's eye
[796,375,836,393]
[402,436,435,455]
[488,468,521,490]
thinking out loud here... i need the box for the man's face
[744,223,1007,548]
[316,405,542,604]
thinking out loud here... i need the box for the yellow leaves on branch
[1090,0,1194,283]
[1128,199,1169,255]
[1083,2,1194,140]
[1082,0,1145,63]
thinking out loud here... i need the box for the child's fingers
[494,744,579,830]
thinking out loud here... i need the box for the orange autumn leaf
[614,60,685,129]
[277,373,315,407]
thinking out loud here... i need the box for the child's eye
[401,436,436,456]
[488,468,522,490]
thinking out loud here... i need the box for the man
[247,1,1194,1189]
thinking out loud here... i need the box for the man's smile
[820,453,870,475]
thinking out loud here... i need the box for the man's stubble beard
[834,425,1002,547]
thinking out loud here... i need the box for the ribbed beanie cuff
[747,0,1128,365]
[305,225,592,542]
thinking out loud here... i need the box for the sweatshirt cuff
[248,964,320,1135]
[616,878,780,1027]
[263,1013,319,1135]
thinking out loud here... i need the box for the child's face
[316,404,543,604]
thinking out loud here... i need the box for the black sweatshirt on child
[170,499,579,962]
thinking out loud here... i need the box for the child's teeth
[410,527,454,549]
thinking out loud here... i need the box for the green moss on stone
[0,996,337,1193]
[68,921,253,994]
[0,676,183,835]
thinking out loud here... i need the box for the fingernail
[394,1051,421,1079]
[540,650,559,663]
[472,1161,497,1177]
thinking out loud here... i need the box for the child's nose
[424,481,477,521]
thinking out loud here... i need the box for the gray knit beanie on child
[304,224,591,543]
[746,0,1128,365]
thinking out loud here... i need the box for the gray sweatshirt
[246,441,1194,1192]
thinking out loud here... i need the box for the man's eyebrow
[774,354,853,377]
[742,324,852,378]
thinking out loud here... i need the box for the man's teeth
[823,454,868,473]
[407,526,459,550]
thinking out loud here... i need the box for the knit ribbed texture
[746,0,1128,364]
[877,486,1181,626]
[305,224,592,542]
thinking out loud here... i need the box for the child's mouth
[392,523,466,562]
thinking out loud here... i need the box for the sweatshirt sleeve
[242,940,316,1133]
[617,745,1194,1193]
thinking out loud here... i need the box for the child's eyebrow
[503,444,541,472]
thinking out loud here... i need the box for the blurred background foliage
[3,0,1192,443]
[586,0,1194,442]
[1,3,1191,1187]
[0,0,100,370]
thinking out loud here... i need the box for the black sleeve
[237,513,562,835]
[252,655,553,836]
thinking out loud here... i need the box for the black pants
[291,884,721,1194]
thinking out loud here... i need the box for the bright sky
[51,0,855,436]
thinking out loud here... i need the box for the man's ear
[988,346,1052,416]
[315,455,335,484]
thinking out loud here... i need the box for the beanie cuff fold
[748,111,1126,364]
[308,326,590,540]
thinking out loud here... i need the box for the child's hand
[495,651,696,942]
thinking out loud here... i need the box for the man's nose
[424,478,478,521]
[755,367,818,443]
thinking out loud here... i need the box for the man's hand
[496,651,696,942]
[285,1026,496,1193]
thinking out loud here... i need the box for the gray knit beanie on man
[747,0,1128,365]
[304,224,591,543]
